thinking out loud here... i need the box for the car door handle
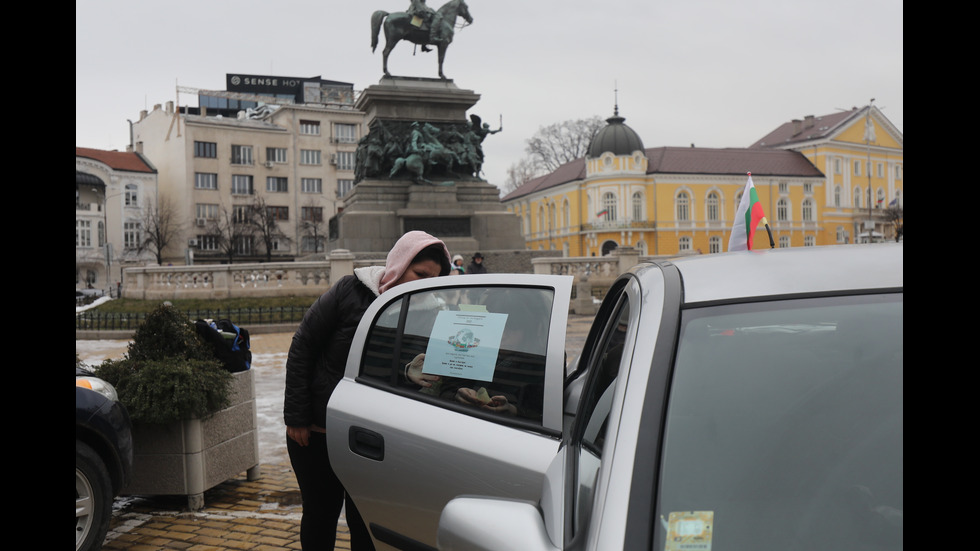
[348,427,385,461]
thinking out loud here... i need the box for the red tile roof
[502,146,822,201]
[749,107,863,148]
[75,147,156,173]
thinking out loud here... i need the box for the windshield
[655,293,903,551]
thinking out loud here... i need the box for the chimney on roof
[804,115,815,128]
[139,109,148,121]
[166,101,174,115]
[153,104,162,112]
[792,119,802,134]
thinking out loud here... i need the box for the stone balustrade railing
[121,247,696,304]
[122,250,373,300]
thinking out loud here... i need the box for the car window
[654,293,903,551]
[572,294,631,539]
[360,286,556,425]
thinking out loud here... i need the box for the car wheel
[76,440,111,551]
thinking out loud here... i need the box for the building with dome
[501,103,902,255]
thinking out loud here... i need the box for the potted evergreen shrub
[95,304,260,510]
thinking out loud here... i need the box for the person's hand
[405,354,440,388]
[287,425,311,447]
[484,395,518,415]
[455,388,517,415]
[455,387,483,406]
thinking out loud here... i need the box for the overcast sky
[76,0,903,189]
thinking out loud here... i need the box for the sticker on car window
[422,310,507,382]
[664,511,713,551]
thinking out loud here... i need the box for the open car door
[327,273,573,551]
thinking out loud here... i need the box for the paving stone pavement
[82,313,596,550]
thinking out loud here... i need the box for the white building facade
[76,148,159,293]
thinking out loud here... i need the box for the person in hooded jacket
[284,231,451,551]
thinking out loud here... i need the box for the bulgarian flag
[728,173,773,251]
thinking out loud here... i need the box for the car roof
[638,243,903,305]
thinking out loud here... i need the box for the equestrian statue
[371,0,473,79]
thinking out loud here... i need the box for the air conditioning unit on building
[188,239,199,247]
[264,161,274,168]
[330,154,337,166]
[196,218,207,227]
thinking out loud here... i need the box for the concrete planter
[122,369,260,510]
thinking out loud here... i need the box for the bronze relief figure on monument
[327,1,523,256]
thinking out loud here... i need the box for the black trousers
[287,431,375,551]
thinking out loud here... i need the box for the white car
[327,243,904,551]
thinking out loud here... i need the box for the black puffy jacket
[283,275,378,429]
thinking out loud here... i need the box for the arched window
[636,240,648,255]
[538,205,545,233]
[777,198,789,221]
[802,198,814,222]
[549,202,556,232]
[876,188,885,208]
[679,236,692,251]
[734,191,743,217]
[854,187,862,208]
[834,186,841,208]
[632,191,643,220]
[709,236,721,254]
[706,191,720,222]
[124,183,139,207]
[97,221,105,247]
[601,192,617,221]
[676,192,690,221]
[836,226,846,243]
[563,200,571,228]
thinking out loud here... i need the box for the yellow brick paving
[103,460,350,551]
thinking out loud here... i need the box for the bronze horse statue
[371,0,473,79]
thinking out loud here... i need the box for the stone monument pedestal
[327,76,523,254]
[328,179,523,255]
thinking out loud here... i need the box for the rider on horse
[407,0,444,51]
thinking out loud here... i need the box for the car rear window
[655,293,903,551]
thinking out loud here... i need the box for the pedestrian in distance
[466,252,488,274]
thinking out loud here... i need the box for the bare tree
[206,204,257,263]
[249,196,292,262]
[299,199,327,254]
[882,205,903,242]
[138,196,182,264]
[500,157,544,196]
[524,116,605,172]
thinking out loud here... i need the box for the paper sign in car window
[664,511,713,551]
[423,310,508,382]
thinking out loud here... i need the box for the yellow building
[751,104,903,244]
[502,104,903,255]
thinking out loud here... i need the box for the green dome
[587,110,645,158]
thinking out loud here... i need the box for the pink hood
[378,231,451,294]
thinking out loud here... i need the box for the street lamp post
[864,99,875,243]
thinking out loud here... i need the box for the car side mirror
[438,446,566,550]
[438,497,558,551]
